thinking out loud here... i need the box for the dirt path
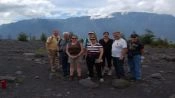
[0,40,175,98]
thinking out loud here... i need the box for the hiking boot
[107,69,112,76]
[51,68,56,73]
[99,78,104,82]
[78,76,82,80]
[69,76,74,81]
[86,77,91,80]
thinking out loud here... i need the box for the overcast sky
[0,0,175,25]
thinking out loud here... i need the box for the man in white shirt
[112,32,127,79]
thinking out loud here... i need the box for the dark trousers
[102,53,112,69]
[59,52,70,76]
[86,56,102,79]
[112,57,125,78]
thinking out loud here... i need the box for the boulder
[79,79,99,88]
[112,79,130,89]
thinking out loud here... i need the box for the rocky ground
[0,40,175,98]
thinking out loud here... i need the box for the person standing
[46,30,60,72]
[99,32,113,75]
[112,32,127,79]
[127,33,144,81]
[58,32,70,77]
[86,35,104,82]
[66,35,84,80]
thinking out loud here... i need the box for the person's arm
[77,43,84,57]
[45,37,52,50]
[66,44,71,57]
[120,40,127,60]
[98,47,104,61]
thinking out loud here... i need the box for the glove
[141,56,145,63]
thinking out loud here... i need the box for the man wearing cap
[58,32,71,77]
[127,33,144,81]
[46,30,60,72]
[112,32,127,79]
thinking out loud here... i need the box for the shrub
[17,32,28,41]
[139,32,155,45]
[40,33,47,42]
[35,48,47,57]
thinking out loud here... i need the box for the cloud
[0,0,175,25]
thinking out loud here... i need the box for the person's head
[113,32,122,40]
[71,35,78,43]
[63,32,70,40]
[88,31,98,40]
[103,32,109,38]
[90,36,97,44]
[130,33,139,42]
[88,31,95,37]
[52,30,59,37]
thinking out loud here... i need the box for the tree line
[1,30,175,48]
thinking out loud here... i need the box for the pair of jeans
[128,55,141,80]
[112,57,125,78]
[59,52,70,76]
[102,52,112,69]
[86,55,102,79]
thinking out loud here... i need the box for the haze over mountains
[0,12,175,41]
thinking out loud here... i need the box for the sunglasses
[90,39,96,40]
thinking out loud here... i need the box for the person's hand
[119,55,124,60]
[70,55,77,59]
[95,58,103,63]
[141,56,145,63]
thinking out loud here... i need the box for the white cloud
[0,0,175,25]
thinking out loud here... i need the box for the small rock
[79,79,99,88]
[112,79,130,89]
[67,91,70,95]
[15,71,23,75]
[34,58,41,62]
[150,73,163,79]
[15,76,25,83]
[56,93,63,97]
[34,76,40,79]
[142,65,149,68]
[159,71,164,73]
[23,53,35,56]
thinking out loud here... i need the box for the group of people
[45,30,144,82]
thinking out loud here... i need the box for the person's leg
[113,57,120,78]
[118,58,125,78]
[102,55,106,69]
[113,57,125,78]
[106,54,112,75]
[106,54,112,69]
[133,55,141,80]
[86,56,95,78]
[60,52,69,76]
[69,58,75,76]
[48,50,57,72]
[128,58,135,78]
[95,62,103,79]
[76,56,82,78]
[101,55,107,75]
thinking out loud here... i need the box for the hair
[103,32,109,35]
[63,32,70,35]
[71,34,78,39]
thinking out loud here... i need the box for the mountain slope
[0,12,175,41]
